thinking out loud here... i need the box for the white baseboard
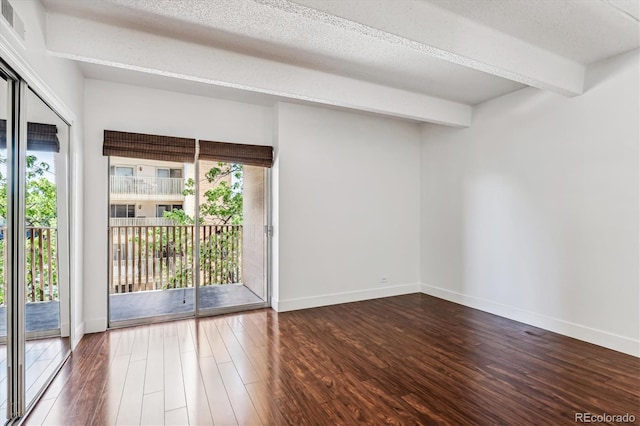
[72,322,85,349]
[274,283,421,312]
[421,283,640,357]
[84,317,108,334]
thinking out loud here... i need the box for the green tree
[161,162,244,286]
[0,154,58,304]
[0,154,57,227]
[25,155,58,227]
[164,162,243,225]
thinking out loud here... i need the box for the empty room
[0,0,638,424]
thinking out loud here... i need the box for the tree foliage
[0,154,57,227]
[0,153,58,304]
[164,162,243,225]
[161,162,244,286]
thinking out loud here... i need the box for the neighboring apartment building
[108,156,196,225]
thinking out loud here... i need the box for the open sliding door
[195,160,269,314]
[195,140,272,316]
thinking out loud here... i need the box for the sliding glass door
[108,156,197,324]
[197,161,268,314]
[23,88,70,409]
[0,63,11,425]
[107,136,271,326]
[0,60,71,422]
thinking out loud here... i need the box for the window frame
[110,203,136,218]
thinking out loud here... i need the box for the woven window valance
[103,130,196,163]
[0,119,60,152]
[199,140,273,168]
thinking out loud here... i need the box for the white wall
[420,50,640,356]
[274,102,421,311]
[1,0,84,347]
[83,80,272,331]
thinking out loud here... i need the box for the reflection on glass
[108,157,196,323]
[24,88,70,408]
[0,72,9,422]
[197,161,266,312]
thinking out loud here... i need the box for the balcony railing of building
[109,217,178,227]
[110,176,184,197]
[109,224,242,294]
[0,227,59,305]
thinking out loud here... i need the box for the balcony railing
[0,227,59,305]
[110,176,184,197]
[109,224,242,294]
[109,217,178,227]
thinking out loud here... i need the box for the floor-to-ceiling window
[0,61,71,423]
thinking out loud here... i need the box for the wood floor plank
[115,359,146,425]
[176,320,197,354]
[144,325,164,395]
[24,294,640,426]
[235,314,267,348]
[130,328,150,363]
[40,335,109,424]
[164,407,189,426]
[180,350,214,425]
[215,321,260,384]
[192,322,213,358]
[198,356,237,426]
[201,320,232,364]
[163,323,187,412]
[245,381,288,426]
[87,353,131,425]
[217,361,262,425]
[140,391,164,426]
[114,328,136,357]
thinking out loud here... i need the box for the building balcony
[109,175,185,201]
[109,224,243,294]
[109,217,178,227]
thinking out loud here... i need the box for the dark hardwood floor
[25,294,639,425]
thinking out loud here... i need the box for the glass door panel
[197,161,267,313]
[23,88,70,409]
[0,68,10,424]
[108,157,196,325]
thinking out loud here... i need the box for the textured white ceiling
[425,0,640,64]
[43,0,639,108]
[43,0,524,105]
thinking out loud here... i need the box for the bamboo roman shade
[103,130,196,163]
[198,140,273,168]
[0,119,60,152]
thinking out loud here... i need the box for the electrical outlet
[380,276,388,284]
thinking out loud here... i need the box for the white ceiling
[42,0,640,122]
[426,0,640,64]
